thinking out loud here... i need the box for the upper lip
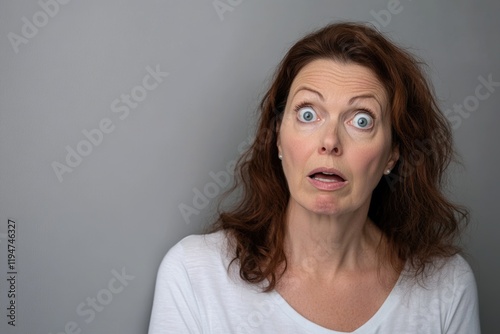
[308,167,347,181]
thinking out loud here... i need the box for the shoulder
[430,254,479,308]
[166,230,228,257]
[394,254,480,333]
[425,253,476,288]
[400,254,476,295]
[158,230,230,268]
[149,231,240,333]
[156,230,235,283]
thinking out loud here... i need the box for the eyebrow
[293,87,384,110]
[293,86,324,100]
[348,94,384,111]
[291,86,386,116]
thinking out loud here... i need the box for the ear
[385,144,400,171]
[276,121,282,155]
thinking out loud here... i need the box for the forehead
[289,59,388,105]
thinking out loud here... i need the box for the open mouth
[308,171,346,183]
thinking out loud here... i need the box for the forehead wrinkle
[290,60,387,110]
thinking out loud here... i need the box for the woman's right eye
[297,107,318,123]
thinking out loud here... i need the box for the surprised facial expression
[277,59,399,216]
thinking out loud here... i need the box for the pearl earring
[278,154,283,160]
[384,169,391,175]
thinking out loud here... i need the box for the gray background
[0,0,498,333]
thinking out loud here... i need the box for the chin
[309,199,342,215]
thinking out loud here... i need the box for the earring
[384,169,391,175]
[278,154,283,160]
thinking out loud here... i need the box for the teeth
[314,177,339,183]
[322,172,334,175]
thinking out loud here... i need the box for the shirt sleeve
[148,240,204,334]
[444,258,481,334]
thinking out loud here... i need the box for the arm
[148,241,204,334]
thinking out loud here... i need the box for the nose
[319,121,342,155]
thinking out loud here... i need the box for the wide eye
[297,107,318,123]
[352,112,373,129]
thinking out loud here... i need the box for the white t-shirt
[148,231,480,334]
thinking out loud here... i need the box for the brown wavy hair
[209,22,468,291]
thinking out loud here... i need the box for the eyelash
[293,102,377,122]
[356,108,376,120]
[293,101,314,113]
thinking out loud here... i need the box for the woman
[149,22,480,333]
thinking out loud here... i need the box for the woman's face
[277,59,399,217]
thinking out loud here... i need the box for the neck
[283,199,384,279]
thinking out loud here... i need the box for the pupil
[358,118,367,127]
[304,112,312,120]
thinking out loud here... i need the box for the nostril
[320,146,340,154]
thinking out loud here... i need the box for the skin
[276,59,400,331]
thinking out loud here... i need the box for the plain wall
[0,0,498,333]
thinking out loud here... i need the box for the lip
[307,167,348,191]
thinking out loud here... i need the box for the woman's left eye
[297,107,318,123]
[351,112,374,129]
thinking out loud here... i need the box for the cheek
[280,129,316,179]
[348,143,389,184]
[280,116,318,153]
[281,137,305,176]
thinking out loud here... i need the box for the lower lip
[308,177,347,191]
